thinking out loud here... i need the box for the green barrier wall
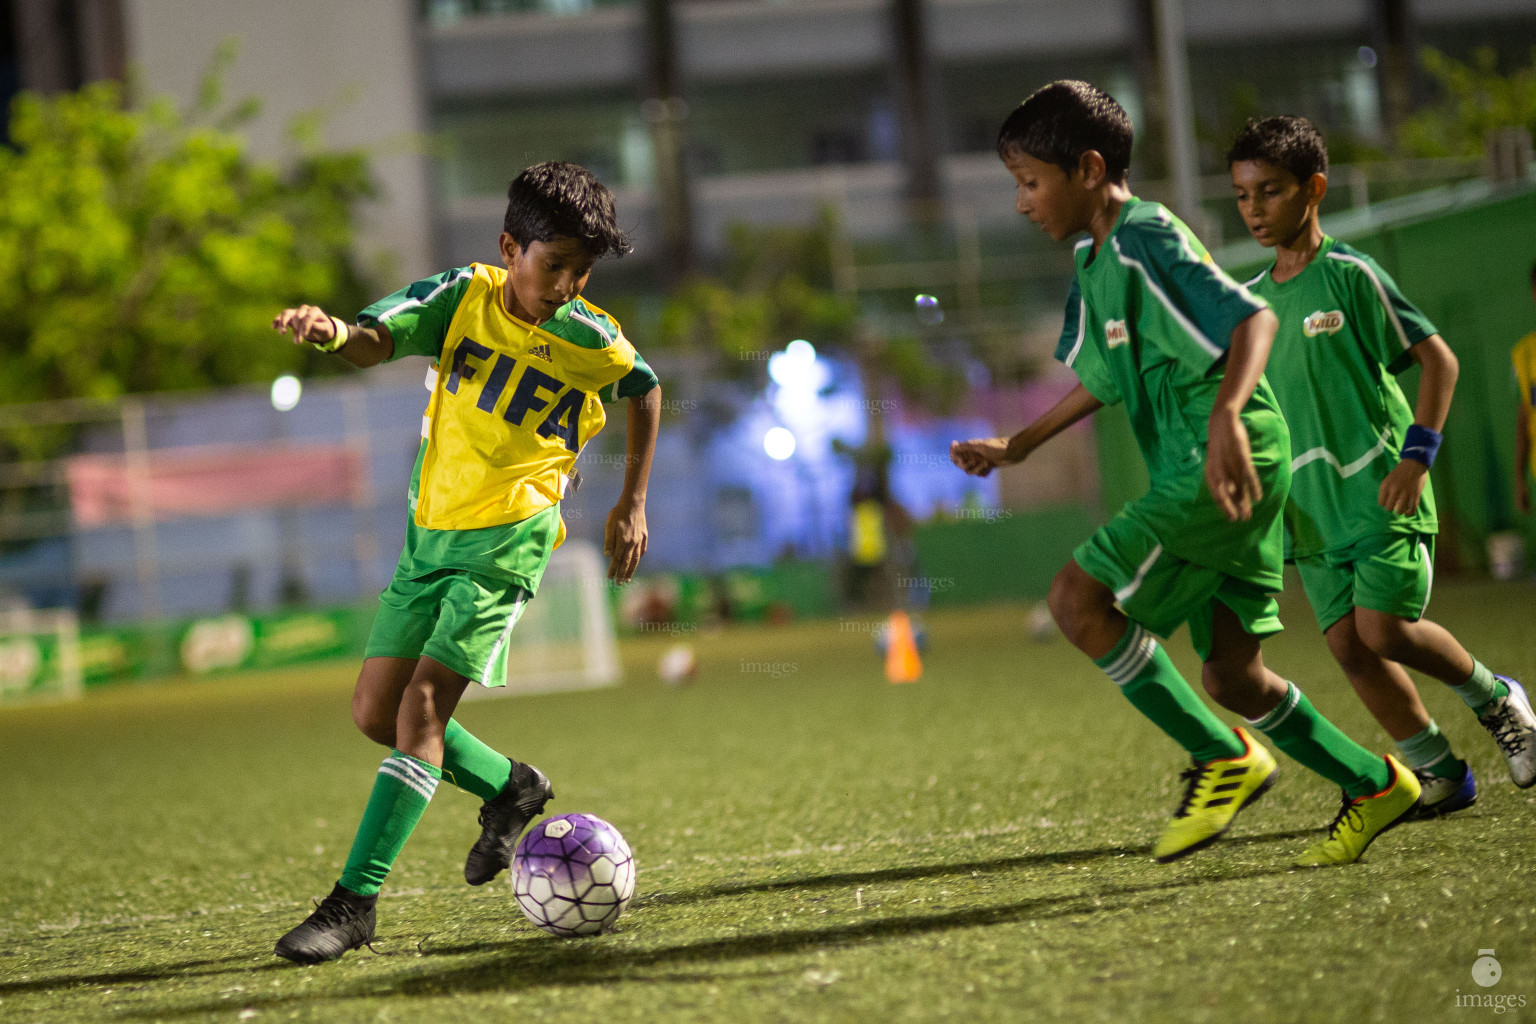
[77,605,376,690]
[913,505,1100,606]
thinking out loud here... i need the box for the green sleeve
[602,349,660,403]
[1329,248,1438,375]
[1053,278,1120,406]
[357,267,474,362]
[1113,210,1268,374]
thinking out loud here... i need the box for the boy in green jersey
[953,82,1420,868]
[1227,116,1535,814]
[268,163,661,962]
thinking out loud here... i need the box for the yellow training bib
[414,264,635,546]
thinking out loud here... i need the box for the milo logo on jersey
[1303,310,1346,337]
[443,337,584,452]
[1104,319,1130,348]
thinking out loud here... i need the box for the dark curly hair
[996,80,1133,183]
[503,161,632,259]
[1226,116,1329,182]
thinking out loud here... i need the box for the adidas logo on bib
[529,342,552,363]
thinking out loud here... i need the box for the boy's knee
[351,691,396,747]
[1199,662,1231,703]
[1047,564,1107,641]
[1355,610,1411,661]
[1325,616,1378,674]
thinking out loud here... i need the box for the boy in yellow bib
[269,162,660,963]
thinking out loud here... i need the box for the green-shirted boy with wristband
[1228,116,1536,816]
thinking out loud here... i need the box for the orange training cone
[884,610,923,684]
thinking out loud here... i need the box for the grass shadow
[0,955,285,996]
[634,824,1320,910]
[115,862,1298,1019]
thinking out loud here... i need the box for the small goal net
[463,540,622,700]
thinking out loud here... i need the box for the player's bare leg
[1353,609,1473,685]
[352,656,417,747]
[1324,612,1476,814]
[276,657,466,964]
[1046,559,1128,659]
[1324,614,1429,741]
[1354,608,1536,787]
[1048,562,1271,861]
[1202,604,1419,865]
[1199,604,1288,720]
[394,656,471,767]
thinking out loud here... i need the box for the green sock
[1451,659,1508,714]
[1396,721,1463,780]
[442,719,512,802]
[1248,682,1391,799]
[1095,621,1245,763]
[338,751,442,897]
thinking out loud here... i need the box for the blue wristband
[1401,424,1442,468]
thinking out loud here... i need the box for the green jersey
[359,268,659,592]
[1245,236,1437,559]
[1055,197,1289,587]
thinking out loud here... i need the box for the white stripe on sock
[379,764,438,802]
[1104,625,1159,687]
[1103,623,1147,680]
[1247,681,1301,732]
[1115,634,1159,684]
[386,754,439,789]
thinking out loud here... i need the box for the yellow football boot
[1293,756,1422,868]
[1152,728,1279,863]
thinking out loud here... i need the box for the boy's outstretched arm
[606,385,661,584]
[1207,307,1278,522]
[273,304,394,368]
[950,383,1103,477]
[1379,336,1457,515]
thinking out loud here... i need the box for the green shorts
[363,569,531,687]
[1294,533,1434,634]
[1074,512,1283,662]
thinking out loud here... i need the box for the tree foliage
[0,54,376,452]
[1401,46,1536,158]
[653,210,857,368]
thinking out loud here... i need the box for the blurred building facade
[7,0,1536,276]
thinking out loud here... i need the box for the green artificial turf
[2,581,1534,1023]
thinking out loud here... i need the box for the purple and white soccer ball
[511,812,635,937]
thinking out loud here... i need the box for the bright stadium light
[768,340,817,387]
[271,375,302,412]
[763,426,797,461]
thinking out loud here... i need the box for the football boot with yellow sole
[1152,727,1279,863]
[1293,756,1421,868]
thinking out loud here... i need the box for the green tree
[0,57,376,458]
[1400,46,1536,158]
